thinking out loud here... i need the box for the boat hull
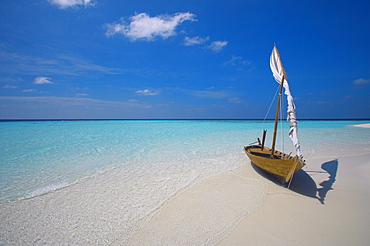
[244,145,304,183]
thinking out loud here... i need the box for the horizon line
[1,118,370,122]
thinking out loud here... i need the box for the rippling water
[0,120,369,245]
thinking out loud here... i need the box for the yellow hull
[244,145,305,183]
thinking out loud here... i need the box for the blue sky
[0,0,369,119]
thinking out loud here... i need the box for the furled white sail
[270,45,302,159]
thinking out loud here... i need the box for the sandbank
[349,123,370,128]
[123,153,370,245]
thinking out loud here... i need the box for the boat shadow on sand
[251,159,338,204]
[313,159,338,204]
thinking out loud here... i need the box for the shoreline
[119,158,267,245]
[1,120,370,245]
[124,152,370,245]
[348,123,370,128]
[1,150,369,245]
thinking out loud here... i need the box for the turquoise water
[0,120,370,245]
[0,120,368,202]
[1,120,369,202]
[0,120,251,201]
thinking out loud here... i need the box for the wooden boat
[244,45,305,184]
[245,144,304,184]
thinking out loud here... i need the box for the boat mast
[270,75,284,158]
[270,45,287,158]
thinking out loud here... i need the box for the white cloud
[207,41,228,51]
[353,78,370,85]
[57,55,120,75]
[191,90,229,99]
[3,85,17,89]
[22,89,36,93]
[225,56,242,65]
[317,101,332,104]
[184,37,229,52]
[225,56,251,66]
[212,104,226,108]
[48,0,96,9]
[0,49,120,76]
[75,93,89,97]
[184,36,209,46]
[106,12,196,41]
[224,55,253,71]
[0,96,153,119]
[228,97,244,103]
[0,96,152,108]
[135,89,160,96]
[33,76,54,84]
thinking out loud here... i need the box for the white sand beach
[1,151,369,245]
[1,152,370,245]
[218,154,370,245]
[124,153,370,245]
[349,123,370,128]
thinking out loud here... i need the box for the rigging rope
[280,89,285,155]
[254,85,280,141]
[263,85,280,123]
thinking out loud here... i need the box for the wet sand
[120,163,267,245]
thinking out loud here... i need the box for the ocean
[1,120,369,245]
